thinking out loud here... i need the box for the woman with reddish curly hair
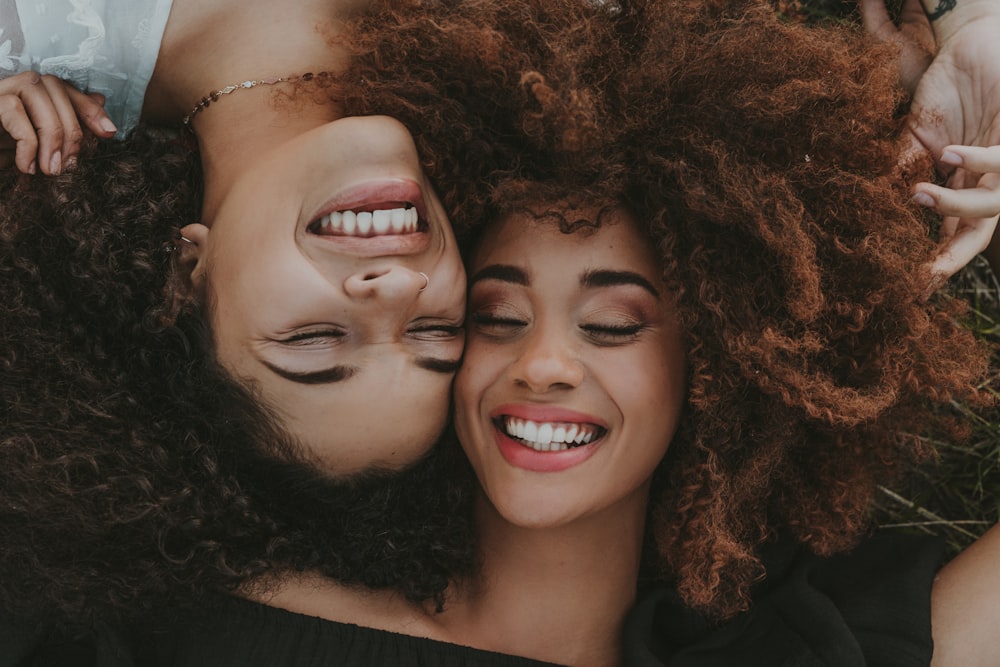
[2,0,1000,665]
[337,0,998,664]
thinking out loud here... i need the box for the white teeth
[342,210,357,234]
[314,206,420,238]
[356,211,373,234]
[391,208,406,232]
[523,421,538,443]
[372,209,391,233]
[500,417,601,453]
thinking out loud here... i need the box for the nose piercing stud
[418,272,429,292]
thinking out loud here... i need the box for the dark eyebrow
[262,357,460,385]
[468,264,529,288]
[414,357,463,374]
[261,360,358,385]
[580,269,660,298]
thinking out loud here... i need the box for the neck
[144,0,359,220]
[195,99,343,222]
[440,489,649,667]
[245,570,443,639]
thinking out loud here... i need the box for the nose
[510,322,585,393]
[343,265,426,307]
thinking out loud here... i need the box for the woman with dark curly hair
[2,0,1000,665]
[0,0,474,543]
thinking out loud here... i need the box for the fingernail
[50,151,62,175]
[64,155,78,172]
[27,160,36,175]
[940,150,963,167]
[911,192,936,208]
[99,117,118,134]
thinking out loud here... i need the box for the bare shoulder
[930,523,1000,666]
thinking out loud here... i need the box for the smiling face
[186,116,467,475]
[454,208,686,528]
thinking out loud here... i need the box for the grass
[875,260,1000,556]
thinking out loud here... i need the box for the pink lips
[490,404,606,473]
[306,178,431,257]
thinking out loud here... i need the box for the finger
[930,215,1000,279]
[14,73,65,175]
[898,0,933,36]
[39,75,84,174]
[858,0,896,40]
[0,95,39,174]
[65,88,117,138]
[937,145,1000,175]
[913,173,1000,219]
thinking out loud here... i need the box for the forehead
[475,208,659,273]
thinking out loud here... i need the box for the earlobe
[177,223,209,281]
[162,223,210,324]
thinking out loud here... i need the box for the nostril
[362,270,389,281]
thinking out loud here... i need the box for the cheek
[402,382,454,452]
[618,345,686,451]
[453,342,507,451]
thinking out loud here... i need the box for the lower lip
[493,426,601,473]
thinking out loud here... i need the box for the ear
[177,222,209,284]
[164,222,210,322]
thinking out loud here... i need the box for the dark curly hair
[0,129,476,627]
[335,0,991,617]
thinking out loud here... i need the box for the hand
[859,0,937,94]
[0,71,118,175]
[916,145,1000,279]
[889,2,1000,280]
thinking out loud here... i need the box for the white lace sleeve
[0,0,174,136]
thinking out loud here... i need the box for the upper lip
[309,178,429,223]
[490,403,608,428]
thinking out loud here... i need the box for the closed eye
[279,329,347,346]
[469,312,529,339]
[580,322,646,344]
[407,323,464,341]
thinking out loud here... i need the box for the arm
[0,72,117,175]
[930,523,1000,666]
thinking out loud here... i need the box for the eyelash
[470,313,646,344]
[408,323,464,340]
[581,322,645,335]
[280,330,345,345]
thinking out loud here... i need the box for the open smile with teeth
[496,416,606,452]
[310,204,422,237]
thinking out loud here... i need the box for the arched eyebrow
[580,269,660,298]
[261,360,358,385]
[262,356,462,386]
[468,264,529,287]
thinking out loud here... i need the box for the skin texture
[455,209,684,529]
[182,116,466,474]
